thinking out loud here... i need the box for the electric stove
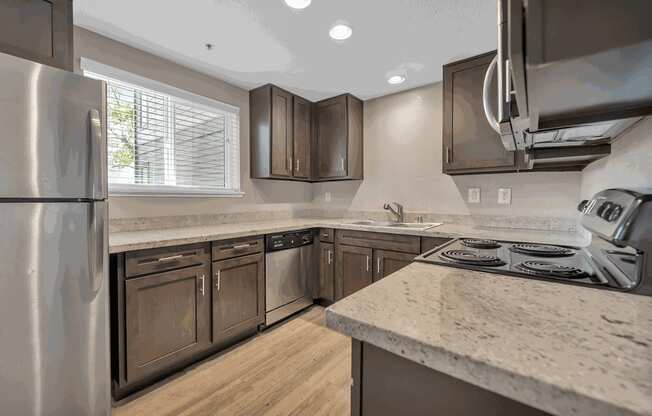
[415,189,652,296]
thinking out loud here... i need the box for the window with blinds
[81,58,241,196]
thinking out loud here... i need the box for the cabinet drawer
[125,243,209,278]
[319,228,334,243]
[335,229,420,254]
[212,236,263,261]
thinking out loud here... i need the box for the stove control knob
[577,200,589,212]
[597,202,612,218]
[607,204,623,222]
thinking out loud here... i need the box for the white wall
[581,117,652,198]
[74,27,313,219]
[77,26,649,223]
[313,83,582,219]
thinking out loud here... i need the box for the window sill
[109,185,244,198]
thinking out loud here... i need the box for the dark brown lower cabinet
[212,253,265,347]
[336,244,373,300]
[421,236,453,253]
[124,264,211,384]
[352,340,551,416]
[318,242,335,301]
[373,250,415,282]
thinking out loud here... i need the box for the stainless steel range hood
[484,0,652,162]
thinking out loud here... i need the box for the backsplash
[302,208,579,232]
[109,210,306,233]
[110,207,579,233]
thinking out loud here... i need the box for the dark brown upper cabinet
[250,84,295,180]
[293,96,312,179]
[250,85,363,182]
[442,51,519,175]
[271,87,294,177]
[315,94,363,181]
[0,0,73,71]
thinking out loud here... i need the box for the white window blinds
[81,58,241,196]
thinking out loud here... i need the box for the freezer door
[0,201,110,416]
[0,52,106,199]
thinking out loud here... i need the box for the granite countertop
[326,262,652,416]
[109,218,588,253]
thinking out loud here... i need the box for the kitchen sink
[346,220,442,231]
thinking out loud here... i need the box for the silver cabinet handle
[445,146,451,164]
[289,157,293,173]
[377,257,381,275]
[199,274,205,296]
[340,157,345,172]
[158,254,184,262]
[296,159,300,172]
[328,249,332,265]
[366,255,370,272]
[215,270,221,291]
[232,244,250,250]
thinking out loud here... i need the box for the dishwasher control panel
[265,230,314,252]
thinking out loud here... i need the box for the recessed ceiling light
[387,75,406,85]
[284,0,311,10]
[329,24,353,41]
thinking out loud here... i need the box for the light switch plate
[468,188,481,204]
[325,192,332,202]
[498,188,512,205]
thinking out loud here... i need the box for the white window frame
[81,58,243,198]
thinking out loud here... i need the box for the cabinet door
[125,264,211,383]
[271,87,293,176]
[293,96,311,178]
[442,52,516,173]
[373,250,415,282]
[0,0,73,71]
[316,95,348,179]
[212,253,264,345]
[336,244,373,300]
[319,242,335,301]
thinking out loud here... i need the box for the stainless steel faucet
[383,202,404,223]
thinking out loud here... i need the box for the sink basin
[347,220,442,231]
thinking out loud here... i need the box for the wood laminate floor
[113,306,350,416]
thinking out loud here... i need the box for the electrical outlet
[498,188,512,205]
[468,188,481,204]
[325,192,332,203]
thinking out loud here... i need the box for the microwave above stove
[482,0,652,165]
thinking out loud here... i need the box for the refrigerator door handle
[89,108,107,200]
[88,202,107,293]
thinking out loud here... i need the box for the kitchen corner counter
[326,262,652,416]
[109,218,588,253]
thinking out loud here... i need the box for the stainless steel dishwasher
[265,230,315,326]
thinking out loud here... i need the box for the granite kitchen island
[326,262,652,416]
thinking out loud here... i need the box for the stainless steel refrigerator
[0,52,110,415]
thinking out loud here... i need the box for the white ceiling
[74,0,497,101]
